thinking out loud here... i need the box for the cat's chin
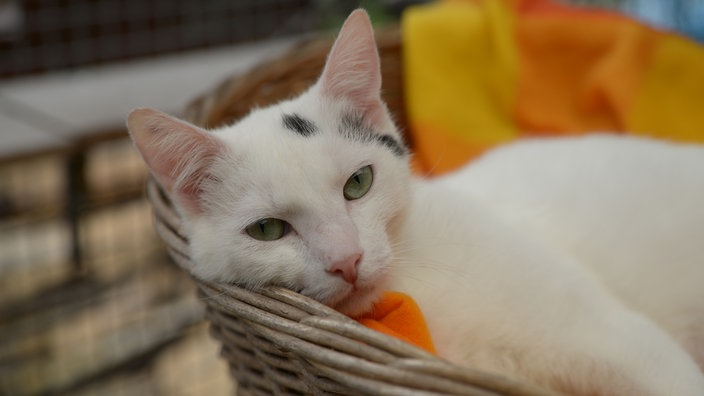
[329,283,385,317]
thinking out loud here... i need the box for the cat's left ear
[318,9,384,124]
[127,107,226,215]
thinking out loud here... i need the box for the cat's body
[128,10,704,396]
[395,135,704,394]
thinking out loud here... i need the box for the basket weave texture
[148,28,550,396]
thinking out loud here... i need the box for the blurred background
[0,0,702,395]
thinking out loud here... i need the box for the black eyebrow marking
[282,113,317,137]
[376,134,407,157]
[338,112,408,157]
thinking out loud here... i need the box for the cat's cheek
[179,218,229,281]
[358,246,391,287]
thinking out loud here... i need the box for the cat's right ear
[318,9,384,125]
[127,107,226,215]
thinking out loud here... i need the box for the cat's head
[127,9,410,316]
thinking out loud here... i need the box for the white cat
[127,9,704,396]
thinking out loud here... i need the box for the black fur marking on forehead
[282,113,318,137]
[339,113,408,157]
[376,134,407,157]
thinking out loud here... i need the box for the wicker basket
[148,28,551,396]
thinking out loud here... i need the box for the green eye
[343,165,373,200]
[245,218,290,241]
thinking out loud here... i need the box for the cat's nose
[328,253,361,284]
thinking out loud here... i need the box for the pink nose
[327,253,361,284]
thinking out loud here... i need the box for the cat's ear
[127,107,226,215]
[318,9,384,124]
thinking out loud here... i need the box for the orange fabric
[355,292,436,354]
[514,4,658,133]
[410,122,500,175]
[628,33,704,142]
[514,1,704,140]
[402,0,704,177]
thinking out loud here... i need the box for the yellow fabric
[629,34,704,142]
[403,0,518,174]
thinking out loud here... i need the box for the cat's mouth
[330,255,393,316]
[296,278,381,317]
[329,282,384,317]
[297,253,392,316]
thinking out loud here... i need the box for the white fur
[127,9,704,396]
[393,134,704,395]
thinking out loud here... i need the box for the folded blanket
[403,0,704,175]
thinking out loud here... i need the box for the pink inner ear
[127,108,226,214]
[319,9,384,124]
